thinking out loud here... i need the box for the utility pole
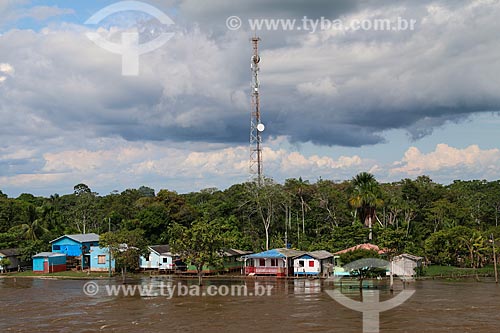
[491,234,498,284]
[108,217,112,278]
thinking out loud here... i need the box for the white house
[391,253,423,277]
[140,245,178,271]
[293,250,334,277]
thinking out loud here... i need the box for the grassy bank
[421,265,498,279]
[1,270,114,279]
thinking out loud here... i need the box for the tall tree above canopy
[348,172,384,240]
[73,183,91,195]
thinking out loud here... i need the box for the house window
[53,245,60,250]
[259,259,266,266]
[309,261,315,267]
[270,259,277,267]
[299,260,304,267]
[98,255,106,264]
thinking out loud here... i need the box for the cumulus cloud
[0,133,374,194]
[14,5,74,21]
[2,0,500,195]
[0,62,13,82]
[390,144,500,181]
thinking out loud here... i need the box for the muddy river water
[1,277,499,332]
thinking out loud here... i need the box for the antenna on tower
[249,35,264,185]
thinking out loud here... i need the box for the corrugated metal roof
[33,252,66,258]
[223,249,253,257]
[395,253,423,261]
[0,248,19,257]
[50,233,100,244]
[306,250,334,260]
[247,248,306,259]
[150,245,171,255]
[228,249,253,256]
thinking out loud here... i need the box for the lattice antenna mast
[250,36,265,185]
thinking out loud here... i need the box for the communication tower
[249,36,265,184]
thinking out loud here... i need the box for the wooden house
[0,248,20,272]
[244,248,306,276]
[140,245,178,272]
[293,250,334,277]
[391,253,423,277]
[89,246,115,272]
[32,252,66,273]
[50,233,100,269]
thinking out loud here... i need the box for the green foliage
[2,177,500,273]
[339,249,380,265]
[348,172,384,227]
[170,217,235,284]
[19,240,50,262]
[375,227,407,255]
[99,229,148,272]
[339,249,385,282]
[0,257,11,272]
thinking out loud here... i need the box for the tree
[285,178,312,237]
[0,258,11,273]
[138,186,155,197]
[100,229,148,283]
[16,206,48,241]
[348,172,384,240]
[247,178,286,250]
[73,183,91,195]
[460,230,488,280]
[73,185,99,234]
[339,249,383,289]
[19,239,50,263]
[170,218,234,285]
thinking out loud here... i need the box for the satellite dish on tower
[257,123,265,132]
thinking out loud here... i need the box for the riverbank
[0,270,114,279]
[1,264,498,281]
[418,264,498,280]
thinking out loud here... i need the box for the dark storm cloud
[2,0,500,150]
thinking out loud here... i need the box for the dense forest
[1,173,500,269]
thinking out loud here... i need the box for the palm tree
[19,206,48,241]
[348,172,384,241]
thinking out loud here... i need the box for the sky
[2,0,500,197]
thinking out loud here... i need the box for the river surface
[0,276,499,332]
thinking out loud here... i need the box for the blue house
[33,252,66,273]
[89,246,115,272]
[50,233,100,269]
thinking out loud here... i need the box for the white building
[391,253,423,277]
[139,245,178,271]
[293,250,334,277]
